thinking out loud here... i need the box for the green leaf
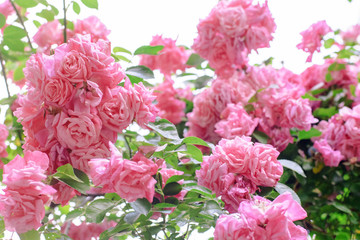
[244,104,255,113]
[325,72,332,82]
[0,95,17,106]
[163,182,182,196]
[113,46,132,55]
[72,1,80,14]
[302,93,320,101]
[183,182,214,198]
[130,198,151,215]
[332,202,353,216]
[19,229,40,240]
[298,128,322,141]
[313,106,338,120]
[81,0,98,9]
[328,62,346,71]
[324,38,335,49]
[53,164,90,194]
[125,65,154,79]
[350,84,356,97]
[124,211,141,224]
[0,13,5,29]
[126,74,153,87]
[113,54,131,63]
[66,208,84,221]
[165,196,179,205]
[252,130,269,144]
[86,199,116,223]
[100,222,131,240]
[183,144,203,162]
[134,45,164,55]
[203,200,223,215]
[154,203,177,208]
[186,53,205,66]
[36,9,55,21]
[13,63,25,81]
[274,183,301,204]
[3,38,25,52]
[147,118,180,141]
[278,159,306,178]
[182,136,209,147]
[14,0,39,8]
[166,174,192,184]
[337,49,352,59]
[3,25,26,39]
[33,20,41,28]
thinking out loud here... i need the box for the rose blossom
[74,16,110,42]
[0,123,8,158]
[284,98,318,131]
[55,110,102,150]
[89,143,158,202]
[33,20,63,54]
[314,139,344,167]
[42,76,75,107]
[297,20,332,62]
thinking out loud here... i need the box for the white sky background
[1,0,360,239]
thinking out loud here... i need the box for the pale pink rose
[70,142,110,173]
[217,4,247,37]
[154,78,186,124]
[74,16,110,42]
[0,190,46,234]
[187,90,217,128]
[55,110,102,150]
[214,213,264,240]
[63,221,116,240]
[23,53,48,90]
[55,50,91,84]
[297,20,332,62]
[33,20,63,54]
[0,123,8,141]
[212,136,253,174]
[185,120,221,143]
[0,0,14,19]
[314,139,344,167]
[139,35,189,75]
[341,24,360,43]
[299,63,327,91]
[52,181,79,206]
[215,103,259,138]
[48,142,71,174]
[0,142,7,159]
[284,98,318,131]
[262,125,293,152]
[246,142,282,187]
[130,82,159,128]
[89,143,158,202]
[245,26,272,51]
[78,81,103,107]
[7,70,26,89]
[98,86,135,133]
[42,76,75,107]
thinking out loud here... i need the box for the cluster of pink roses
[14,34,158,205]
[186,66,318,151]
[33,16,110,54]
[193,0,276,78]
[313,105,360,166]
[61,221,116,240]
[0,123,8,161]
[214,192,308,239]
[196,136,283,213]
[139,35,190,75]
[0,151,56,233]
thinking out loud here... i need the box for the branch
[63,0,67,43]
[9,0,34,50]
[0,51,10,98]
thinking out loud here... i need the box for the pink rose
[314,139,344,167]
[74,16,110,42]
[0,123,8,141]
[284,98,318,131]
[341,24,360,43]
[33,20,63,54]
[62,221,116,240]
[55,110,102,150]
[52,182,79,206]
[56,50,91,84]
[42,76,75,107]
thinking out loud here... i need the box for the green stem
[124,135,132,158]
[63,0,67,43]
[9,0,34,50]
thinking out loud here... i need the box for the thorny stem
[0,51,10,98]
[9,0,34,50]
[63,0,67,43]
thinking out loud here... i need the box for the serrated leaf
[332,202,353,216]
[134,45,164,55]
[66,208,84,221]
[274,183,301,204]
[53,164,90,194]
[186,53,205,66]
[125,65,154,79]
[298,128,322,141]
[14,0,39,8]
[163,182,182,196]
[19,229,40,240]
[252,130,269,144]
[278,159,306,178]
[113,46,132,55]
[324,38,335,49]
[147,118,180,141]
[86,199,116,223]
[0,13,5,29]
[72,1,80,14]
[3,25,26,39]
[81,0,98,9]
[130,198,151,215]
